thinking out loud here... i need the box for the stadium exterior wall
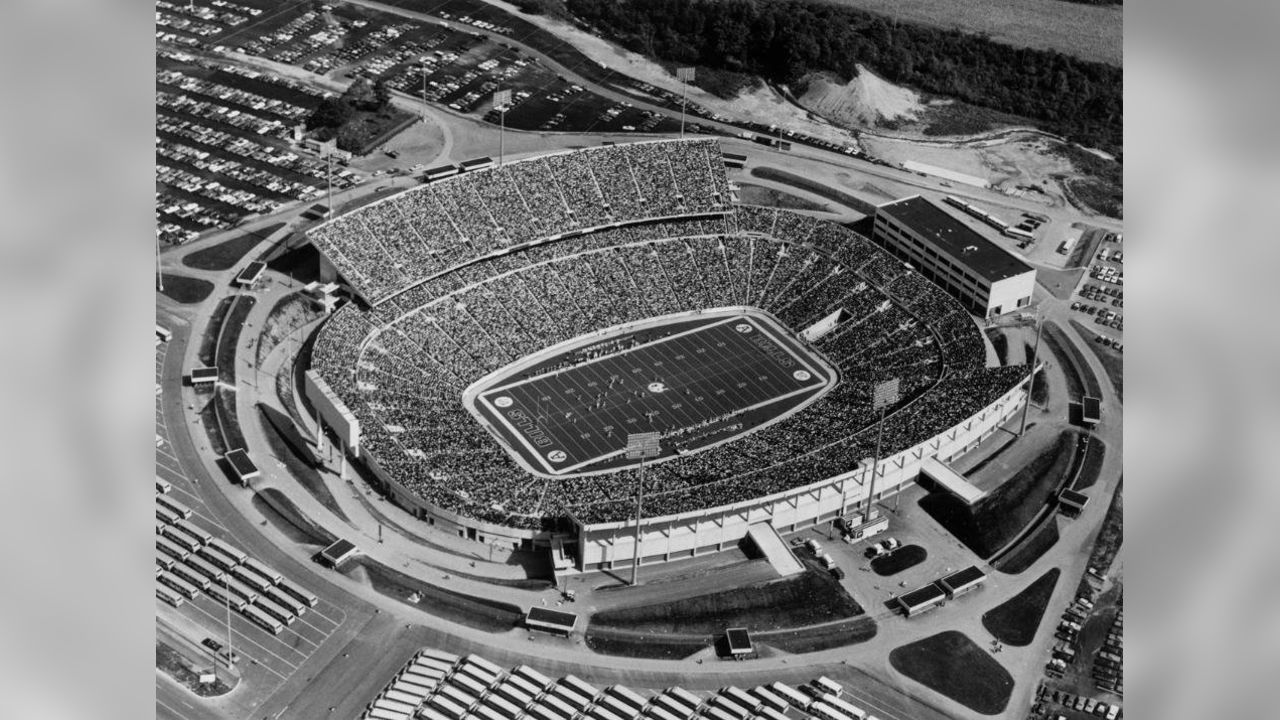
[337,377,1028,565]
[573,380,1028,571]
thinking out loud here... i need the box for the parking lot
[1067,231,1124,351]
[155,324,348,704]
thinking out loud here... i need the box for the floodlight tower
[867,378,900,517]
[676,67,695,138]
[156,231,164,292]
[492,89,511,167]
[625,432,662,586]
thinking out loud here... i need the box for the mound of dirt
[798,66,925,129]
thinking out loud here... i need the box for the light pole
[1019,314,1044,437]
[676,67,695,138]
[156,230,164,292]
[492,89,511,167]
[625,432,661,586]
[325,152,333,219]
[223,574,234,675]
[867,378,900,516]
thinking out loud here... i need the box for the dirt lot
[818,0,1122,66]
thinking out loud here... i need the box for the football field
[471,313,836,476]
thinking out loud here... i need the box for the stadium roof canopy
[878,196,1033,283]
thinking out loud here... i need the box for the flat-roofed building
[938,565,987,599]
[874,196,1036,318]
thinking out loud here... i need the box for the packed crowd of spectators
[307,139,730,304]
[306,147,1018,528]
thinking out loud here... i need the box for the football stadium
[301,139,1030,570]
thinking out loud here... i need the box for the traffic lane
[156,673,228,720]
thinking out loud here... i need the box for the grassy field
[889,630,1014,714]
[982,568,1060,646]
[1070,434,1108,491]
[181,223,285,271]
[994,517,1059,574]
[1071,319,1124,402]
[160,274,214,304]
[921,431,1079,558]
[1084,480,1123,574]
[256,403,348,521]
[871,545,927,576]
[588,567,863,635]
[818,0,1122,66]
[584,629,713,660]
[762,616,877,653]
[353,558,525,632]
[156,642,234,697]
[253,488,337,547]
[736,183,832,213]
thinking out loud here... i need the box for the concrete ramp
[744,522,805,577]
[922,456,987,506]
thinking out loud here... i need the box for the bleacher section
[359,647,889,720]
[306,141,1026,533]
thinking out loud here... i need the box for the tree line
[564,0,1122,156]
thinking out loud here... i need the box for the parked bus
[644,706,681,720]
[419,648,460,664]
[156,585,185,608]
[710,694,750,719]
[277,577,318,607]
[206,580,247,611]
[436,685,477,713]
[243,557,282,584]
[232,564,274,594]
[595,694,636,718]
[513,665,553,692]
[701,705,738,720]
[455,661,497,686]
[426,695,466,720]
[207,538,247,565]
[262,584,306,617]
[450,672,488,700]
[388,680,430,699]
[814,677,844,698]
[184,554,225,583]
[809,699,856,720]
[667,687,702,711]
[561,675,598,702]
[503,673,542,699]
[652,694,691,717]
[253,596,295,625]
[155,550,174,571]
[371,699,416,717]
[155,478,171,494]
[723,686,760,714]
[156,494,192,520]
[158,571,200,600]
[156,532,188,561]
[175,518,212,546]
[769,682,811,710]
[482,692,522,719]
[161,525,201,553]
[754,706,790,720]
[608,685,646,712]
[156,324,172,343]
[155,503,181,525]
[170,563,210,591]
[223,575,259,604]
[198,544,241,573]
[415,706,451,720]
[550,684,590,712]
[380,690,421,707]
[401,669,445,687]
[524,704,568,720]
[365,709,407,720]
[493,681,532,707]
[586,705,624,720]
[751,686,788,711]
[413,657,454,676]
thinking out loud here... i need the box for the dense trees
[566,0,1122,154]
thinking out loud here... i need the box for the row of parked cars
[1036,686,1122,719]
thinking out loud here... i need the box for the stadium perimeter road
[168,279,1118,720]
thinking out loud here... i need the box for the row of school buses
[361,647,884,720]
